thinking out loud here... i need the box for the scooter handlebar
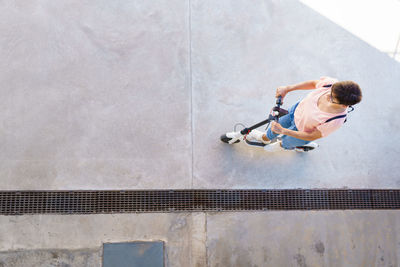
[273,96,283,121]
[276,95,282,106]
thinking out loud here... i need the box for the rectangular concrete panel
[0,0,191,190]
[1,0,399,191]
[0,249,101,267]
[191,0,400,189]
[2,211,398,266]
[0,213,197,267]
[206,211,400,266]
[103,242,164,267]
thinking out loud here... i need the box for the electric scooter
[220,96,317,152]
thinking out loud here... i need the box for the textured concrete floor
[1,211,400,267]
[1,0,399,190]
[0,249,101,267]
[0,0,399,266]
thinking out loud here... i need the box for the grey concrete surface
[0,0,192,190]
[0,249,101,267]
[0,213,205,267]
[191,0,400,189]
[1,0,400,266]
[1,0,399,190]
[1,211,400,267]
[207,211,400,267]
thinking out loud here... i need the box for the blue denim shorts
[266,102,310,150]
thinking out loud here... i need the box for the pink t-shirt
[294,77,347,137]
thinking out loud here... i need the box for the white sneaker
[225,131,242,144]
[295,142,319,152]
[264,140,285,152]
[247,129,271,144]
[226,131,242,139]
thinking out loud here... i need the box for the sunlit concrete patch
[103,242,164,267]
[191,0,400,189]
[300,0,400,62]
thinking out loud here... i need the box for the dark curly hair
[331,81,362,106]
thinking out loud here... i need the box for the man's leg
[264,102,300,142]
[264,112,293,142]
[280,135,310,150]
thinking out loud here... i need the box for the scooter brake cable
[234,123,246,132]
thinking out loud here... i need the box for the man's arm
[281,128,322,141]
[276,80,319,99]
[285,80,319,92]
[270,121,322,141]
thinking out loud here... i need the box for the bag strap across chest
[322,84,354,124]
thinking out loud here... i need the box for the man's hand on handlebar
[276,86,289,101]
[271,121,284,134]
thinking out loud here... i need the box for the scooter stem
[240,96,283,135]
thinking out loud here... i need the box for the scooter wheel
[220,134,240,144]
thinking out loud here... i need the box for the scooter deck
[220,134,240,144]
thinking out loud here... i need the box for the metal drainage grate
[1,190,400,215]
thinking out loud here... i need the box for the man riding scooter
[247,77,362,152]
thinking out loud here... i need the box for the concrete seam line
[205,213,209,267]
[188,0,194,189]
